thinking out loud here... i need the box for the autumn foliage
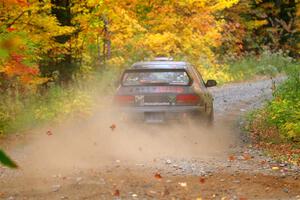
[0,0,299,136]
[1,0,299,83]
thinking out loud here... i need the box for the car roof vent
[154,57,173,61]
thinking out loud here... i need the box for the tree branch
[7,10,28,28]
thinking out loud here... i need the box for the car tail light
[176,94,199,105]
[114,95,134,105]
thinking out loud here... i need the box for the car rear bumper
[117,105,206,123]
[120,105,205,113]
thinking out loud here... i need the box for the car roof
[131,61,190,70]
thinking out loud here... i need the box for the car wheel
[206,105,214,127]
[189,111,213,127]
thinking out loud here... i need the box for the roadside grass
[203,50,294,84]
[246,63,300,166]
[0,67,121,135]
[0,86,93,135]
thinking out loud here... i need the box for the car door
[189,66,213,115]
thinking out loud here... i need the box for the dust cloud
[14,102,238,177]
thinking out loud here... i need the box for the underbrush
[0,67,120,135]
[203,50,296,84]
[247,64,300,166]
[0,87,93,134]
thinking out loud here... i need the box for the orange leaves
[2,0,29,6]
[0,32,44,87]
[3,60,38,76]
[242,153,252,161]
[46,130,53,136]
[2,58,45,86]
[199,177,206,184]
[228,155,236,161]
[110,124,116,131]
[7,27,17,32]
[113,189,120,197]
[3,54,39,80]
[154,172,162,179]
[11,53,23,63]
[228,154,252,162]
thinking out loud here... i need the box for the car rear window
[122,70,191,86]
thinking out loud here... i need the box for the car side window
[191,67,206,90]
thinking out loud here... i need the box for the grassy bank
[0,68,120,135]
[246,64,300,166]
[202,50,295,84]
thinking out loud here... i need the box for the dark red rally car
[114,58,217,124]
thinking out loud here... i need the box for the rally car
[114,58,217,124]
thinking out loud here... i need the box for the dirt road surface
[1,78,300,200]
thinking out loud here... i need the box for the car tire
[207,108,214,127]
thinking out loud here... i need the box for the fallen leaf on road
[76,177,83,183]
[110,124,116,131]
[228,155,235,161]
[146,191,156,197]
[199,177,206,184]
[149,190,157,194]
[178,182,187,187]
[113,189,120,197]
[242,154,252,160]
[52,184,61,192]
[46,130,53,136]
[154,172,162,179]
[272,166,279,170]
[265,187,270,191]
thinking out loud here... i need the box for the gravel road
[1,77,300,200]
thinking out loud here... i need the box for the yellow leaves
[1,36,23,52]
[86,0,102,7]
[121,0,235,63]
[1,0,29,7]
[295,2,300,52]
[255,0,263,3]
[210,0,239,10]
[245,20,268,30]
[140,32,181,56]
[1,0,246,89]
[107,56,125,66]
[28,77,48,85]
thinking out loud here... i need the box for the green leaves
[0,149,18,168]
